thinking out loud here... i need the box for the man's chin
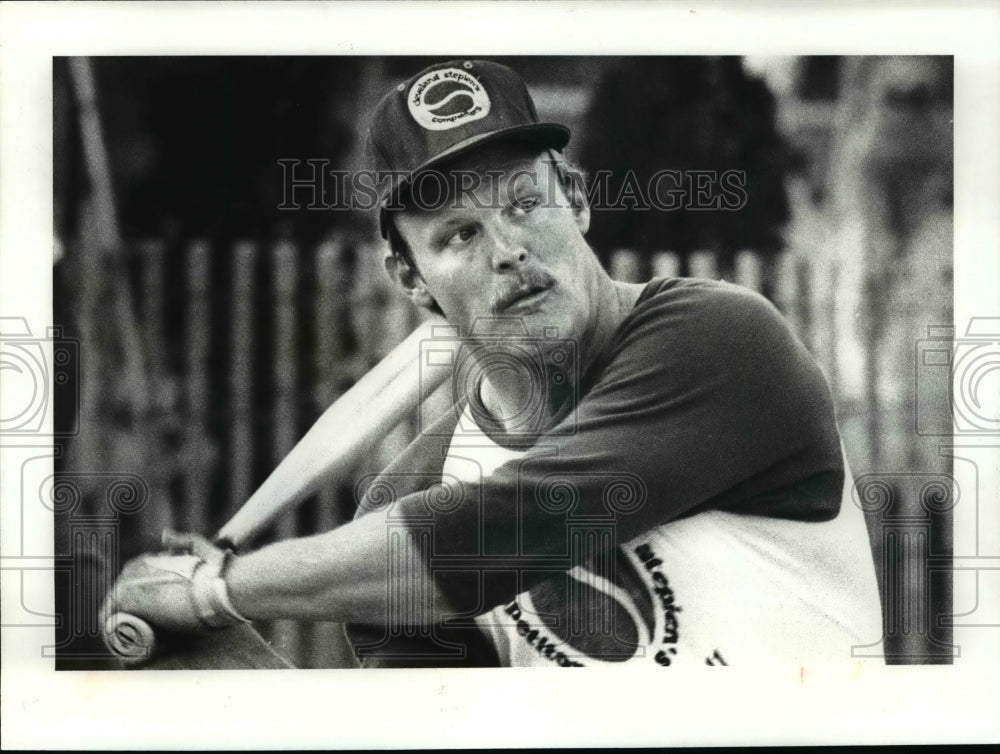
[460,307,576,347]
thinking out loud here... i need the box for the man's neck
[479,279,646,434]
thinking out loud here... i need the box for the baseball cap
[367,59,571,238]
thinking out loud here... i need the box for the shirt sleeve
[383,279,846,616]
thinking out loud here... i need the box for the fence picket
[138,239,174,536]
[688,250,718,280]
[808,258,837,384]
[182,240,213,535]
[652,251,681,280]
[351,240,393,480]
[309,237,359,668]
[228,241,256,523]
[735,249,764,292]
[313,237,349,534]
[774,251,801,334]
[271,239,302,662]
[140,239,166,376]
[609,248,643,282]
[351,240,384,368]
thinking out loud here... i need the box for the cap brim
[378,122,571,238]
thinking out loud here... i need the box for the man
[103,60,882,668]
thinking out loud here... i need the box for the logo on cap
[407,67,491,131]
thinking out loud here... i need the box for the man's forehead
[396,143,556,221]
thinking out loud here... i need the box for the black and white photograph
[2,1,998,749]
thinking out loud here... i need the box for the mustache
[489,269,557,314]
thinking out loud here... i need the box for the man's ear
[555,160,591,235]
[571,197,591,235]
[567,181,591,235]
[384,252,437,310]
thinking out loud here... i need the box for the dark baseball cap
[367,59,571,238]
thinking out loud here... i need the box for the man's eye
[446,227,477,246]
[513,195,540,213]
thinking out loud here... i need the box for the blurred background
[52,55,954,668]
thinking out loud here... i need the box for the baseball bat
[104,316,456,664]
[104,612,157,666]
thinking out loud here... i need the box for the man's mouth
[498,283,553,313]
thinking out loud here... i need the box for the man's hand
[101,531,249,635]
[101,552,209,634]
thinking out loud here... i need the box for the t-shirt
[445,403,882,666]
[346,277,881,667]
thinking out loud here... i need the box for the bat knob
[103,612,156,666]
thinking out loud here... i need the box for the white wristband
[190,553,251,628]
[213,576,251,624]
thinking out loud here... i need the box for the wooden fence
[61,234,947,667]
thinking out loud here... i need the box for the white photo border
[1,0,998,748]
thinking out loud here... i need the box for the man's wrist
[191,551,251,628]
[222,552,258,622]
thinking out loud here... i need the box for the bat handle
[103,612,157,666]
[212,536,237,554]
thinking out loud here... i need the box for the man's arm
[226,507,457,626]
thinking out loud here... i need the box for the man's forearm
[225,509,448,626]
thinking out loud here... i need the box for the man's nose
[487,224,527,272]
